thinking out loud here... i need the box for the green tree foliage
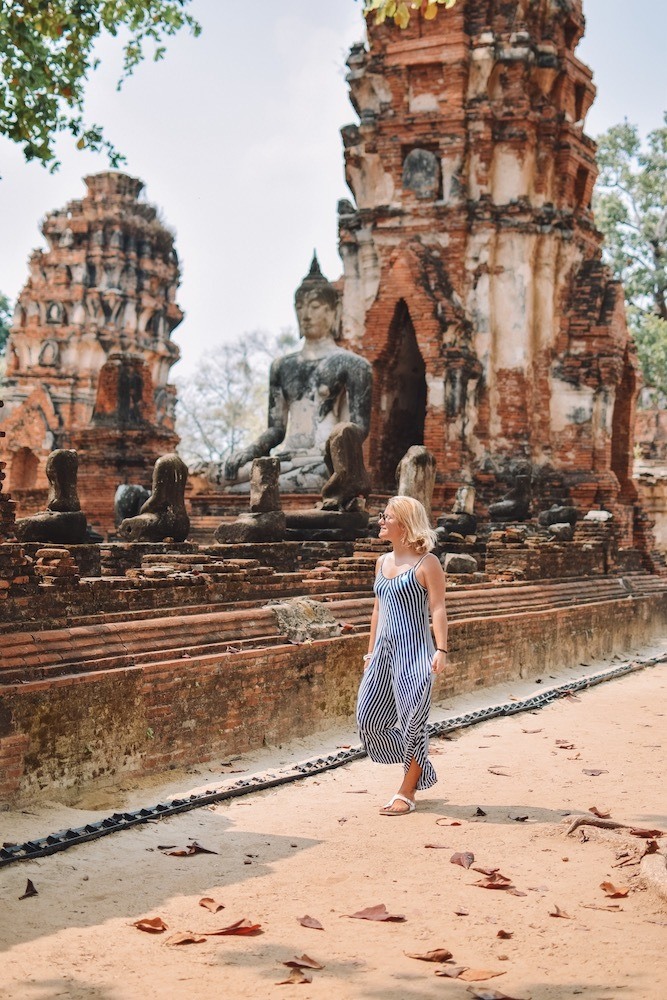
[594,116,667,401]
[0,1,200,170]
[0,292,11,355]
[175,329,297,471]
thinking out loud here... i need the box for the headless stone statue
[321,421,371,512]
[214,457,286,543]
[488,475,531,522]
[437,485,477,540]
[224,254,372,492]
[15,449,88,543]
[537,502,578,528]
[118,453,189,542]
[395,445,436,522]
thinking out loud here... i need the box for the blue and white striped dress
[356,554,437,790]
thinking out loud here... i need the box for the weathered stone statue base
[437,485,477,541]
[225,457,328,494]
[488,475,531,522]
[15,510,88,544]
[118,453,189,542]
[215,511,286,543]
[285,508,369,541]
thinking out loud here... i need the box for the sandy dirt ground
[1,650,666,1000]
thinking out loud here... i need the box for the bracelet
[363,653,373,661]
[436,648,448,654]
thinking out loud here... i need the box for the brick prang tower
[339,0,641,545]
[0,172,183,531]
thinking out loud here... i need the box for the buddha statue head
[294,253,341,343]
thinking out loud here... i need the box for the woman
[356,495,449,816]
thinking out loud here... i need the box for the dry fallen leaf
[454,907,469,916]
[276,969,312,985]
[582,769,608,776]
[133,917,168,933]
[496,929,513,939]
[549,905,572,919]
[202,919,262,936]
[199,897,224,913]
[424,843,449,849]
[521,728,542,734]
[466,988,526,1000]
[436,817,463,826]
[166,932,207,946]
[588,805,611,818]
[283,954,324,970]
[459,970,506,983]
[348,904,405,922]
[297,914,324,930]
[474,872,514,890]
[600,881,629,898]
[555,740,576,750]
[628,827,664,839]
[405,948,453,963]
[435,965,469,978]
[160,841,217,857]
[18,879,37,900]
[473,866,499,876]
[451,851,475,869]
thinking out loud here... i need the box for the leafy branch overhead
[0,1,201,170]
[362,0,457,29]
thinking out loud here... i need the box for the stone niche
[337,0,645,552]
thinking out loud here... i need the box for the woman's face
[378,505,403,544]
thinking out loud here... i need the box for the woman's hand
[363,652,373,671]
[431,649,448,675]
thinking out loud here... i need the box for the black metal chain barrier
[1,653,664,869]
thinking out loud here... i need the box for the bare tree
[175,328,297,470]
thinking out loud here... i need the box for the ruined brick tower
[339,0,641,543]
[0,172,183,529]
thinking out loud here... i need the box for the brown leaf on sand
[283,954,324,970]
[600,881,629,898]
[276,969,312,985]
[582,769,608,777]
[474,872,514,890]
[459,970,506,983]
[160,841,217,857]
[588,805,611,818]
[166,932,207,946]
[424,843,450,849]
[349,904,405,922]
[435,965,469,978]
[202,919,262,936]
[454,907,469,916]
[488,768,511,777]
[133,917,168,933]
[496,929,513,939]
[628,827,664,839]
[451,851,475,869]
[436,817,463,827]
[405,948,453,963]
[549,905,572,919]
[642,840,660,857]
[466,988,526,1000]
[472,866,499,876]
[555,740,576,750]
[199,897,224,913]
[297,914,324,930]
[521,728,542,734]
[18,879,37,900]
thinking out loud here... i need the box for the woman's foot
[379,793,416,816]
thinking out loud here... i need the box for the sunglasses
[378,511,392,521]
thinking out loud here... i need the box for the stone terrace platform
[1,530,666,804]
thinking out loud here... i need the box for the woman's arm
[419,553,449,676]
[363,556,382,669]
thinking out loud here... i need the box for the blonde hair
[386,495,438,555]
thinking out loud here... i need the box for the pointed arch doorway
[375,300,427,489]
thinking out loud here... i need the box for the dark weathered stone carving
[15,449,88,543]
[488,475,531,522]
[214,457,286,542]
[114,484,151,527]
[538,503,578,528]
[321,422,371,512]
[117,453,189,542]
[437,485,477,539]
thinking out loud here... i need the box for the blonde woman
[356,495,448,815]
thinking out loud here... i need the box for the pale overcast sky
[0,0,665,377]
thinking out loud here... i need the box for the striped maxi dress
[356,553,437,790]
